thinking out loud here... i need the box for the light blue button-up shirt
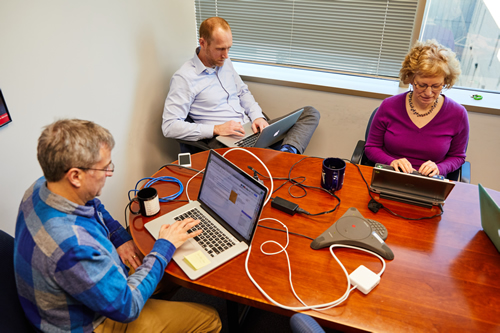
[162,49,264,141]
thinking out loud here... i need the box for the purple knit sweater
[365,92,469,176]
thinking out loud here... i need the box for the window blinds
[195,0,418,78]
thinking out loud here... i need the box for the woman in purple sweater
[365,40,469,178]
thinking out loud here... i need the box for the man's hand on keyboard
[214,120,245,137]
[251,117,268,133]
[158,218,202,249]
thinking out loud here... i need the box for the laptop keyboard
[235,133,259,147]
[174,208,236,258]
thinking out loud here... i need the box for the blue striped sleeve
[53,229,175,322]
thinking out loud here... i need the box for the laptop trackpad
[176,239,199,257]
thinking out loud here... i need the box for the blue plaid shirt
[14,177,175,332]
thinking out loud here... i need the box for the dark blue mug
[321,158,346,191]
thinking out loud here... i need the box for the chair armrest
[351,140,366,164]
[460,161,471,184]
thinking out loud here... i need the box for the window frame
[235,61,500,115]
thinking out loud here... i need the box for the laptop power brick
[271,197,299,215]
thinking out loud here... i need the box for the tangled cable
[128,176,184,203]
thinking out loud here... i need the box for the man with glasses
[14,119,221,332]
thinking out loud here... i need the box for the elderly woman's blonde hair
[399,39,461,89]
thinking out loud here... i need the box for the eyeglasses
[413,81,444,92]
[66,162,115,174]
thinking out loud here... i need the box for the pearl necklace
[409,91,439,117]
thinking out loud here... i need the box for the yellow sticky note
[183,251,211,270]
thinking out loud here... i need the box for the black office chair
[175,113,271,154]
[350,107,471,183]
[0,229,37,333]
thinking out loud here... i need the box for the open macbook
[216,108,303,148]
[370,163,455,207]
[479,183,500,253]
[145,150,268,280]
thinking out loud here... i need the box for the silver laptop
[216,108,303,148]
[370,163,455,207]
[479,183,500,253]
[145,150,268,280]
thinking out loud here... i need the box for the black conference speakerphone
[311,207,394,260]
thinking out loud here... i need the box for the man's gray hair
[37,119,115,182]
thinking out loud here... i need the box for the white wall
[0,1,196,235]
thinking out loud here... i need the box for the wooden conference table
[130,148,500,332]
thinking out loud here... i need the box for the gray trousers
[207,106,320,154]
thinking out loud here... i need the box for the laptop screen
[198,150,267,241]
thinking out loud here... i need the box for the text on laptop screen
[198,153,266,241]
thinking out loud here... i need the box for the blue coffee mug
[321,158,346,191]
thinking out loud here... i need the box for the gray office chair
[0,229,37,332]
[350,107,471,183]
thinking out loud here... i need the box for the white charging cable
[185,148,274,205]
[221,148,274,206]
[245,218,386,311]
[186,167,205,202]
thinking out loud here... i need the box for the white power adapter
[349,265,380,294]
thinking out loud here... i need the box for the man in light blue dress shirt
[162,17,320,154]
